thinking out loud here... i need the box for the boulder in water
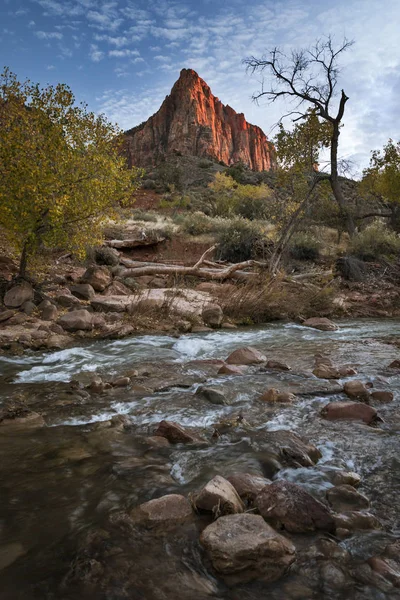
[259,388,296,403]
[154,420,204,444]
[371,390,394,403]
[226,346,266,365]
[200,514,296,585]
[194,475,244,515]
[303,317,339,331]
[313,365,341,379]
[202,303,223,328]
[227,473,271,505]
[327,484,370,512]
[256,480,335,533]
[344,380,370,400]
[130,494,193,530]
[321,401,377,424]
[195,386,227,405]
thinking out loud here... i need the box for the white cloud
[89,43,104,62]
[93,34,129,47]
[109,49,140,58]
[46,64,56,70]
[35,30,63,40]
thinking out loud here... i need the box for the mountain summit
[125,69,275,171]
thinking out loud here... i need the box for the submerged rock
[321,401,377,424]
[259,388,296,403]
[194,475,244,515]
[195,386,227,405]
[313,365,341,379]
[226,346,266,365]
[200,514,296,585]
[331,471,361,488]
[130,494,193,530]
[256,480,335,533]
[154,420,204,444]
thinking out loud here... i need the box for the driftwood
[105,236,165,249]
[119,246,266,282]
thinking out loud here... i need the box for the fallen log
[118,246,265,282]
[105,236,165,249]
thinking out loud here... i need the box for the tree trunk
[18,242,28,279]
[330,123,356,236]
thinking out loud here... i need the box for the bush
[180,212,213,236]
[198,159,213,169]
[215,218,266,262]
[289,232,321,261]
[349,222,400,261]
[132,209,159,222]
[141,179,157,189]
[91,246,120,266]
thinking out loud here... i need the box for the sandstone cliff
[125,69,275,172]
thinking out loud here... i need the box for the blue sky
[1,0,399,173]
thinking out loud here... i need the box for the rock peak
[125,69,276,171]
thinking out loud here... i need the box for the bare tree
[244,36,356,235]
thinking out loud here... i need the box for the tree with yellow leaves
[0,68,142,277]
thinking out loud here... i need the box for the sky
[1,0,399,175]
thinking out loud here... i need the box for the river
[0,319,399,599]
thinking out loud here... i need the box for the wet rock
[256,480,335,533]
[46,334,72,350]
[388,359,400,369]
[58,309,93,332]
[145,436,170,448]
[321,401,378,424]
[202,303,223,328]
[331,471,361,488]
[154,420,203,444]
[194,475,244,515]
[88,376,105,394]
[368,557,400,586]
[113,376,130,387]
[320,561,348,590]
[371,390,394,403]
[344,380,370,400]
[226,346,266,365]
[268,430,322,466]
[303,317,339,331]
[130,494,193,529]
[222,322,237,329]
[339,365,358,377]
[21,300,36,315]
[41,304,58,321]
[334,511,383,531]
[195,386,227,405]
[259,388,296,403]
[0,309,15,323]
[227,473,271,504]
[4,281,34,308]
[0,542,26,570]
[81,266,112,292]
[200,514,296,585]
[313,365,341,379]
[0,407,45,429]
[265,359,291,371]
[218,364,245,375]
[327,484,370,512]
[70,283,96,301]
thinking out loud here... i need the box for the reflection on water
[0,319,399,599]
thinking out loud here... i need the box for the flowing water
[0,319,400,599]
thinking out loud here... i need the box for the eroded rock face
[256,480,335,533]
[200,514,296,585]
[194,475,244,515]
[124,69,276,171]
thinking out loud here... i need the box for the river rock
[303,317,339,331]
[367,557,400,586]
[227,473,271,504]
[313,365,341,379]
[81,266,112,292]
[154,420,203,444]
[344,380,370,400]
[91,296,131,313]
[130,494,193,529]
[388,359,400,369]
[202,303,223,328]
[256,480,335,533]
[334,511,383,532]
[21,300,36,315]
[320,401,378,424]
[339,365,358,377]
[103,281,131,296]
[56,292,82,308]
[218,364,245,375]
[226,346,266,365]
[58,309,93,332]
[260,388,296,403]
[89,376,105,393]
[331,471,361,488]
[371,390,394,403]
[46,334,72,350]
[265,360,291,371]
[113,376,131,387]
[4,282,34,308]
[0,409,45,429]
[200,514,296,585]
[0,309,15,323]
[194,475,244,515]
[41,304,58,321]
[327,484,370,512]
[70,283,96,301]
[195,386,227,405]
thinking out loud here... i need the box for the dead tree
[245,36,356,236]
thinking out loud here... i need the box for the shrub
[132,209,158,222]
[199,159,213,169]
[215,218,266,262]
[180,212,213,236]
[349,222,400,260]
[141,179,157,189]
[89,246,120,266]
[289,232,321,261]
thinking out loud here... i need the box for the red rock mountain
[125,69,275,172]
